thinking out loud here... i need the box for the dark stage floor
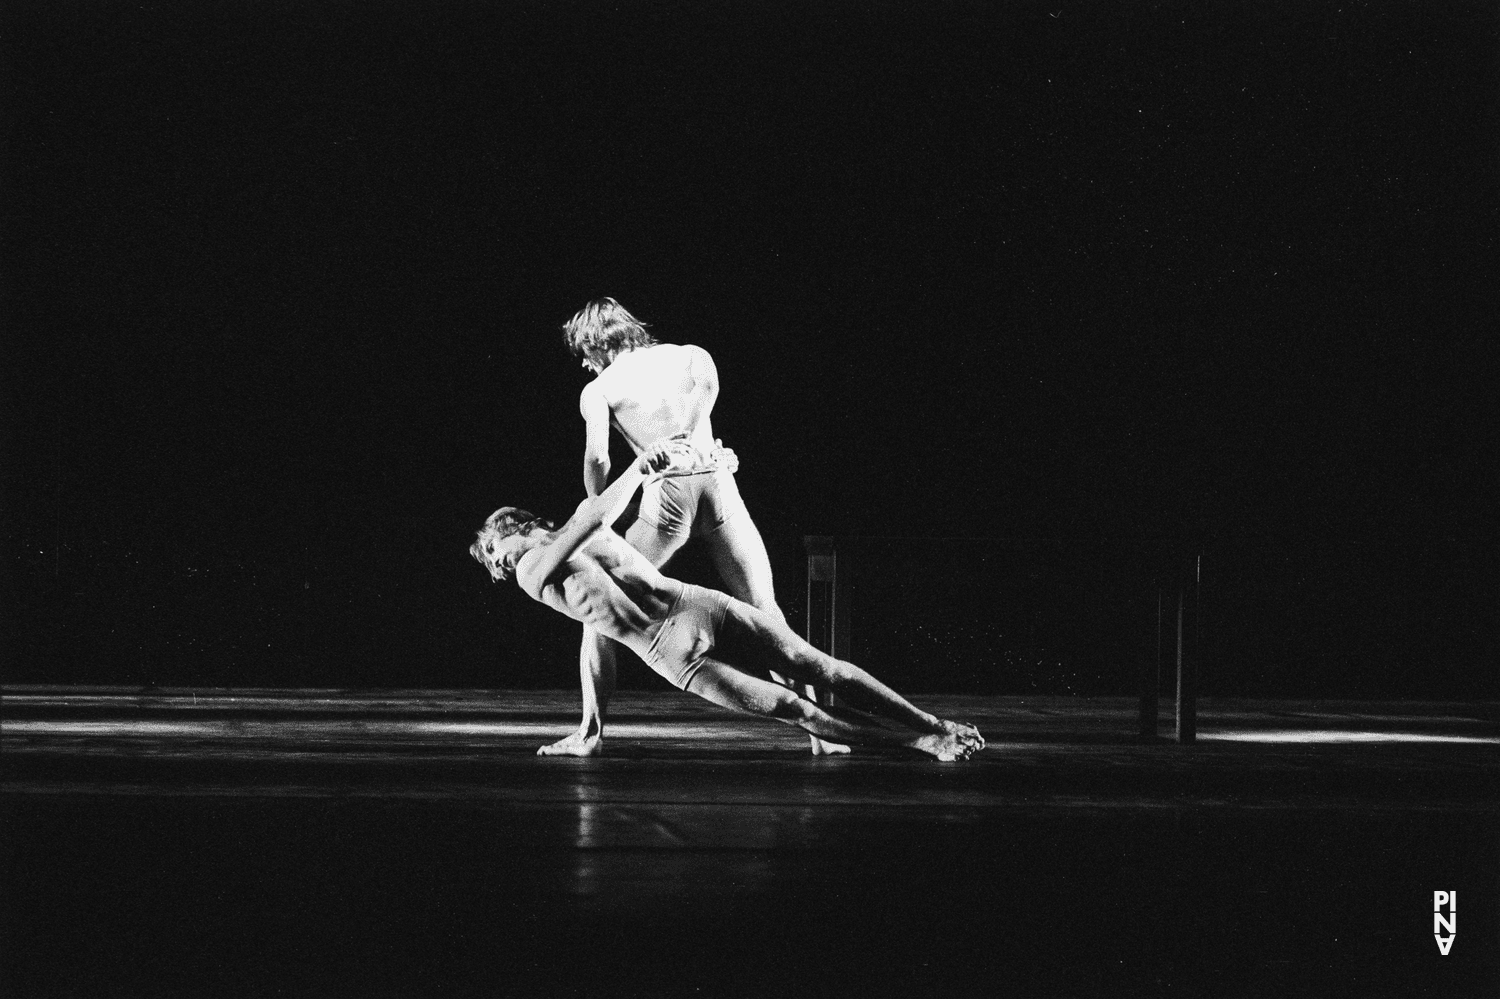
[3,688,1497,997]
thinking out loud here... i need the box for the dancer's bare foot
[809,735,852,756]
[912,724,984,762]
[537,729,603,756]
[935,718,985,749]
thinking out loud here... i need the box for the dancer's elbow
[582,454,609,496]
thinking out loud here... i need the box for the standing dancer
[541,297,844,756]
[470,446,984,761]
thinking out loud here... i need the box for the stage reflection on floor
[4,688,1497,997]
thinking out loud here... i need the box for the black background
[3,0,1496,694]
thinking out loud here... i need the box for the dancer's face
[475,531,540,583]
[580,349,613,375]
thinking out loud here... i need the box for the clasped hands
[636,439,739,478]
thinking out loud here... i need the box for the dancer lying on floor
[469,443,985,762]
[559,296,843,757]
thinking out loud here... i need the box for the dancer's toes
[537,731,603,757]
[937,718,985,749]
[917,731,978,762]
[810,737,852,756]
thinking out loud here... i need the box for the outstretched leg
[712,598,985,750]
[704,512,849,756]
[686,659,980,762]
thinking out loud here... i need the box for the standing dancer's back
[539,297,846,757]
[583,343,720,459]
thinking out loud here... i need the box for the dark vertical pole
[804,536,839,712]
[1175,556,1197,744]
[1194,553,1204,701]
[832,548,851,664]
[55,413,63,577]
[805,536,835,648]
[1140,589,1160,740]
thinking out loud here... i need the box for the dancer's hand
[709,440,739,474]
[637,442,678,475]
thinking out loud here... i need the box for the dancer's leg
[686,659,979,762]
[537,522,687,757]
[704,512,849,756]
[713,598,984,748]
[537,627,617,756]
[701,512,783,624]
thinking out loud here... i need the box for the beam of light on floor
[0,720,757,740]
[1201,730,1500,744]
[10,721,1499,746]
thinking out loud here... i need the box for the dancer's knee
[753,597,788,628]
[765,687,815,725]
[789,646,853,688]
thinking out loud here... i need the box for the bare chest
[553,556,669,632]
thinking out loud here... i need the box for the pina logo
[1433,891,1456,955]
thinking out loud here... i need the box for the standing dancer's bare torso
[585,344,719,456]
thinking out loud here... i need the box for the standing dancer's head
[562,297,657,373]
[470,507,556,582]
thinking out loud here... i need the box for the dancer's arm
[579,381,611,498]
[519,448,670,599]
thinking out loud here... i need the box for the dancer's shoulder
[514,545,546,598]
[640,341,709,362]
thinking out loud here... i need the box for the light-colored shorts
[640,582,731,691]
[638,468,751,539]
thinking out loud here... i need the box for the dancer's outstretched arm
[519,447,672,600]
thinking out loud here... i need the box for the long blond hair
[469,507,555,582]
[562,297,657,365]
